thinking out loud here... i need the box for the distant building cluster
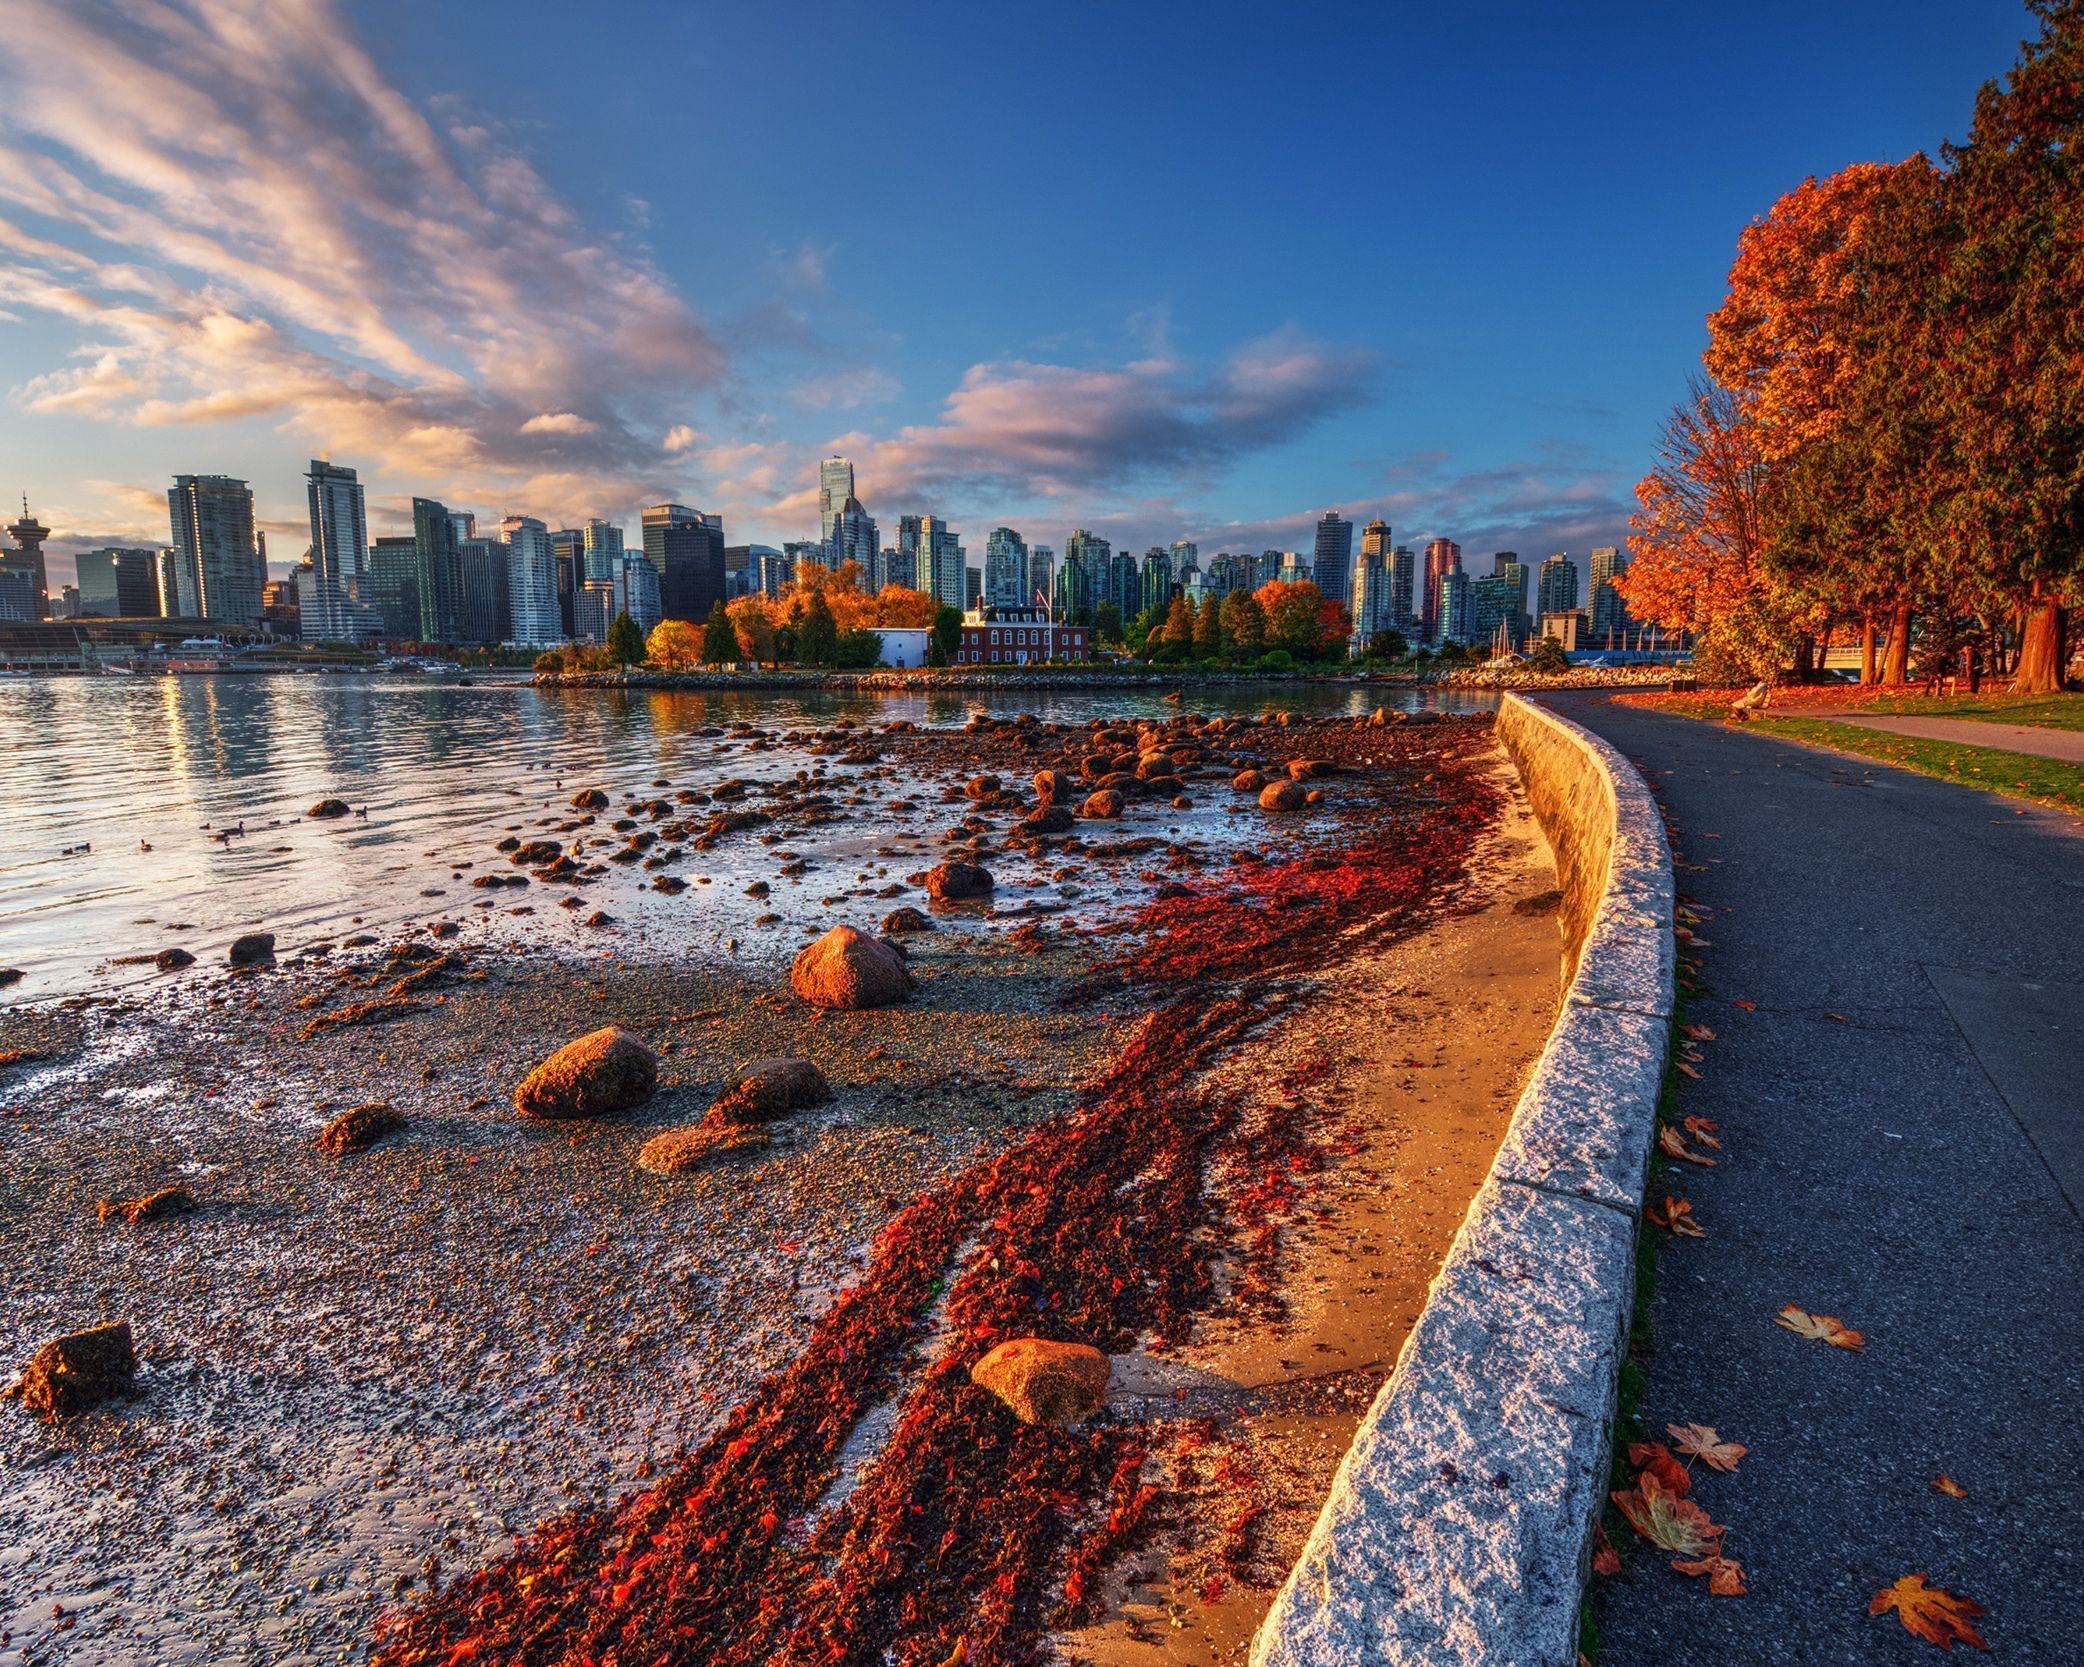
[0,453,1651,658]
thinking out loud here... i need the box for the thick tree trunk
[1859,613,1878,685]
[1881,597,1913,686]
[2011,597,2069,694]
[1793,632,1816,681]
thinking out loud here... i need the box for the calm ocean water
[0,674,1494,1000]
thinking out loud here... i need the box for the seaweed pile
[369,715,1502,1667]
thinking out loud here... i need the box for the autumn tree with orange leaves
[1632,1,2083,690]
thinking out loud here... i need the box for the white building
[984,526,1028,609]
[501,515,564,646]
[876,627,931,668]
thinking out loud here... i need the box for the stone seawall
[1251,693,1674,1667]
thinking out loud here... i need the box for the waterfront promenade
[1559,695,2084,1662]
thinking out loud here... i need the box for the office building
[641,502,727,623]
[984,527,1028,609]
[411,497,465,642]
[1469,573,1525,652]
[74,547,161,617]
[1026,545,1054,610]
[168,475,261,625]
[1538,553,1579,621]
[1313,511,1354,610]
[366,538,420,638]
[921,516,965,611]
[1438,569,1473,646]
[0,570,36,621]
[0,501,52,617]
[582,519,624,583]
[1389,545,1417,627]
[828,497,879,586]
[818,456,855,543]
[458,537,512,645]
[1422,538,1462,641]
[1492,553,1531,642]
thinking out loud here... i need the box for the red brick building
[954,608,1090,665]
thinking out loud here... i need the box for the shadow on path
[1553,694,2084,1665]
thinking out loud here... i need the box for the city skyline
[0,0,2026,592]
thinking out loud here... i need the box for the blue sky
[0,0,2036,587]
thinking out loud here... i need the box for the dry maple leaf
[1683,1114,1722,1147]
[1676,1061,1704,1080]
[1626,1441,1691,1497]
[1646,1197,1706,1239]
[1610,1472,1720,1556]
[1932,1475,1968,1499]
[1870,1574,1989,1651]
[1658,1125,1717,1166]
[1591,1524,1621,1577]
[1733,998,1757,1011]
[1672,1552,1748,1596]
[1683,1023,1717,1042]
[1775,1304,1865,1350]
[1668,1423,1747,1472]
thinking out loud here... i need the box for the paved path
[1813,711,2084,765]
[1551,695,2084,1666]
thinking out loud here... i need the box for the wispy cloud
[0,0,725,532]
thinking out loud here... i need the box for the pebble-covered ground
[0,709,1543,1667]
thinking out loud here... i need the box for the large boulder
[570,788,610,810]
[926,861,994,901]
[970,1338,1111,1427]
[964,774,1002,800]
[881,906,934,934]
[228,932,276,966]
[155,947,196,971]
[1021,805,1076,834]
[790,926,915,1010]
[1232,769,1266,793]
[1079,789,1124,821]
[514,1026,660,1119]
[9,1320,135,1420]
[307,797,351,819]
[316,1102,404,1155]
[1032,769,1066,802]
[710,1057,830,1124]
[1258,780,1308,812]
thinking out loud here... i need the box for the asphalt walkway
[1553,694,2084,1665]
[1814,711,2084,765]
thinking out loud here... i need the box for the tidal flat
[1,705,1557,1666]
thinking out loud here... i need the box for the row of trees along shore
[539,558,1402,673]
[1619,0,2083,692]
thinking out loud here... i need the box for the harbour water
[0,674,1494,999]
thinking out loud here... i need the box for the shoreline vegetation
[531,662,1693,694]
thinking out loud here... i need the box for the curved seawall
[1252,693,1675,1666]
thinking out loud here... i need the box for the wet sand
[2,711,1555,1666]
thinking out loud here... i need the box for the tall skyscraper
[582,519,624,582]
[642,503,727,622]
[1422,538,1463,642]
[411,497,465,642]
[1389,545,1418,627]
[984,527,1028,608]
[168,475,261,625]
[819,457,855,543]
[887,515,922,590]
[0,500,52,618]
[1313,511,1354,610]
[1060,530,1110,623]
[1590,546,1634,642]
[1169,539,1198,573]
[1027,545,1054,610]
[1438,569,1473,646]
[74,548,160,617]
[829,497,880,585]
[502,516,566,645]
[1491,552,1530,640]
[1141,546,1174,612]
[922,516,965,610]
[1537,553,1579,621]
[303,460,368,642]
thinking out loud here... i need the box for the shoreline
[532,664,1692,694]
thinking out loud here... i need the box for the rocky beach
[2,699,1560,1666]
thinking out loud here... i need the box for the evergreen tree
[1221,589,1267,654]
[605,611,645,666]
[796,591,839,666]
[1192,591,1226,657]
[702,599,738,665]
[928,604,964,667]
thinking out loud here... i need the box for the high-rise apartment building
[1537,553,1579,621]
[828,497,879,587]
[73,548,160,618]
[1140,546,1174,611]
[1438,569,1473,646]
[411,497,465,642]
[818,457,855,543]
[1389,545,1417,627]
[1422,538,1463,641]
[1026,546,1053,609]
[458,537,512,645]
[1590,546,1634,642]
[984,527,1028,609]
[500,516,562,646]
[641,503,727,622]
[302,459,368,642]
[168,475,261,625]
[921,516,965,611]
[1169,539,1197,574]
[367,537,420,638]
[582,519,624,583]
[1492,553,1530,641]
[1313,511,1354,610]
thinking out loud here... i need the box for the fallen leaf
[1682,1115,1722,1147]
[1591,1524,1620,1577]
[1659,1125,1717,1167]
[1826,1011,1848,1023]
[1932,1475,1968,1499]
[1676,1062,1704,1080]
[1733,998,1757,1011]
[1869,1574,1989,1651]
[1775,1304,1865,1350]
[1611,1472,1720,1556]
[1684,1024,1718,1042]
[1626,1441,1691,1497]
[1668,1423,1747,1472]
[1646,1196,1706,1239]
[1672,1552,1748,1595]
